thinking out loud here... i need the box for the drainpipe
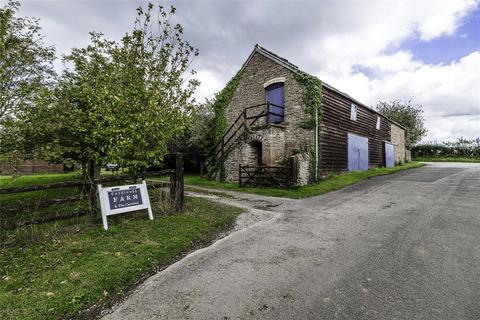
[315,105,319,182]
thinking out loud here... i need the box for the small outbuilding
[206,45,406,186]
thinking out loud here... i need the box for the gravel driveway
[103,163,480,320]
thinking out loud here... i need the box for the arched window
[266,82,284,124]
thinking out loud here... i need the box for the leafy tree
[42,3,199,178]
[0,0,56,171]
[0,0,55,120]
[376,99,427,148]
[184,99,215,159]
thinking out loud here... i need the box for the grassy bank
[413,157,480,163]
[0,197,244,320]
[186,162,425,199]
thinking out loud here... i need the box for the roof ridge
[254,44,299,70]
[240,45,406,130]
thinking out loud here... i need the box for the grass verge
[186,162,425,199]
[0,197,245,320]
[413,157,480,163]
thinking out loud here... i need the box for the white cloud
[359,51,423,74]
[416,0,478,40]
[301,0,480,142]
[16,0,480,142]
[321,52,480,143]
[426,115,480,142]
[192,70,225,102]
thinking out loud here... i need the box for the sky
[16,0,480,143]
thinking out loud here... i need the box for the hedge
[411,144,480,159]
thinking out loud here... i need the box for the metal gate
[384,142,394,168]
[348,133,369,171]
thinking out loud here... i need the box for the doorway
[250,140,263,166]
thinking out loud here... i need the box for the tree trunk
[81,160,87,177]
[87,160,99,215]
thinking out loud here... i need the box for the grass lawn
[186,162,425,199]
[0,196,244,320]
[1,174,93,236]
[0,173,81,189]
[413,157,480,163]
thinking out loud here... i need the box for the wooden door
[384,142,394,168]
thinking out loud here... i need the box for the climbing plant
[295,71,323,129]
[211,70,244,144]
[294,71,323,182]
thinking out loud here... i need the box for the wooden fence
[1,154,185,232]
[239,164,293,189]
[0,160,64,175]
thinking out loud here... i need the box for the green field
[0,172,82,189]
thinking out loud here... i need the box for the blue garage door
[385,142,394,168]
[348,133,369,171]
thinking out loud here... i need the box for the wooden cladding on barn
[320,86,392,173]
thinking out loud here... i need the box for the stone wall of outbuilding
[223,52,314,182]
[390,123,406,164]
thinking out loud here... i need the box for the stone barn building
[206,45,406,186]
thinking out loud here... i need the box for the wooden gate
[239,164,292,189]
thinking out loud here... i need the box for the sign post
[97,180,153,230]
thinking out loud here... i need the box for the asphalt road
[103,163,480,320]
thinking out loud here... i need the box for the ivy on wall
[211,70,244,144]
[295,71,323,129]
[294,70,323,182]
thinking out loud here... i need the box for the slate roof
[240,44,406,130]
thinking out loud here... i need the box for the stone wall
[224,126,287,182]
[291,153,310,186]
[405,149,412,162]
[223,52,314,182]
[390,123,406,164]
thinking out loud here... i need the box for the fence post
[171,153,184,212]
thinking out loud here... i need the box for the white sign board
[97,180,153,230]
